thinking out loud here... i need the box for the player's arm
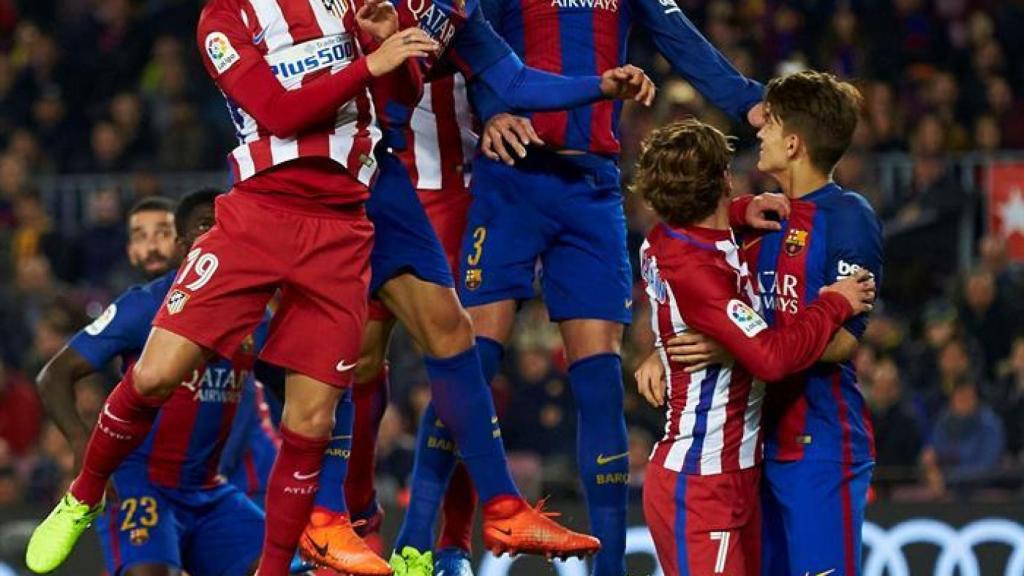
[36,347,100,467]
[451,10,654,112]
[667,266,871,382]
[825,194,884,346]
[633,0,763,120]
[197,6,437,139]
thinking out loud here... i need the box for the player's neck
[695,199,731,231]
[778,164,831,200]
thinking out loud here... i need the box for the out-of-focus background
[0,1,1022,574]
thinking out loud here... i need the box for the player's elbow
[749,363,787,383]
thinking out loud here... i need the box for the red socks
[438,462,477,552]
[258,426,329,576]
[344,366,388,517]
[70,373,164,506]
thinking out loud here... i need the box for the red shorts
[368,187,471,321]
[153,190,372,388]
[643,465,761,576]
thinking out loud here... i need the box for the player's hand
[600,65,656,106]
[747,102,766,128]
[481,113,544,165]
[745,192,790,231]
[356,0,399,41]
[365,28,439,77]
[665,331,731,373]
[820,269,876,315]
[634,351,666,408]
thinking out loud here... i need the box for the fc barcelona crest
[465,268,482,291]
[784,229,808,256]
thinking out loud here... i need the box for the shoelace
[408,550,432,573]
[530,497,562,520]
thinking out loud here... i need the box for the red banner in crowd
[988,163,1024,261]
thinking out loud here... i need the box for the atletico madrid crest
[784,228,808,256]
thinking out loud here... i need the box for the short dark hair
[630,118,734,227]
[764,71,863,175]
[174,188,222,237]
[128,196,174,217]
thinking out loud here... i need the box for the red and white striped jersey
[405,74,477,191]
[640,223,853,476]
[198,0,381,191]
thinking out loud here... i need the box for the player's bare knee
[421,305,474,357]
[282,402,334,437]
[130,361,185,399]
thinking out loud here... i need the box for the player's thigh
[642,465,682,576]
[759,469,789,576]
[182,486,264,576]
[368,151,453,293]
[418,186,472,276]
[98,471,182,576]
[378,273,474,357]
[541,163,631,326]
[768,459,872,576]
[153,192,282,360]
[457,156,548,307]
[263,210,373,388]
[681,468,760,576]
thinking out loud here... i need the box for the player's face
[755,112,790,174]
[180,204,215,249]
[127,210,178,278]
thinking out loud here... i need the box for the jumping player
[300,0,656,571]
[403,1,769,574]
[630,119,875,576]
[32,192,269,576]
[666,72,883,576]
[25,2,442,575]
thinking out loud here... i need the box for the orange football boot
[481,496,601,559]
[299,508,392,575]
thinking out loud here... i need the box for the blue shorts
[96,461,264,576]
[458,152,632,324]
[227,424,277,509]
[761,459,873,576]
[367,148,453,294]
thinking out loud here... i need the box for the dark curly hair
[630,118,734,227]
[764,70,863,175]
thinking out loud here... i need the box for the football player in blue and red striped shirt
[674,71,884,576]
[401,1,765,575]
[33,191,271,576]
[632,119,875,576]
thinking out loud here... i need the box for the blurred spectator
[922,378,1005,499]
[0,440,21,507]
[73,188,126,286]
[868,358,923,472]
[503,343,576,460]
[0,362,42,457]
[994,337,1024,460]
[158,100,207,171]
[959,268,1021,377]
[374,404,416,503]
[8,189,66,280]
[77,120,129,172]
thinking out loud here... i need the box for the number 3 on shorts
[709,531,730,574]
[177,248,220,291]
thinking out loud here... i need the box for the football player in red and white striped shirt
[24,1,439,575]
[631,119,874,576]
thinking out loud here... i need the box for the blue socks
[424,346,518,503]
[312,389,353,514]
[397,338,506,551]
[570,353,629,576]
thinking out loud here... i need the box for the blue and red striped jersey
[68,271,269,489]
[742,183,883,464]
[375,0,604,152]
[472,0,763,155]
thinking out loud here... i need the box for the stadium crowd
[0,0,1022,515]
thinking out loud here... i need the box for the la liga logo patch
[206,32,240,75]
[727,299,767,337]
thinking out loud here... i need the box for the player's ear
[785,132,800,160]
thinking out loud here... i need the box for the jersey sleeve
[451,10,604,110]
[632,0,762,120]
[665,264,854,382]
[196,4,373,138]
[825,193,884,340]
[67,291,151,370]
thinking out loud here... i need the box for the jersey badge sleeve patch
[206,32,241,75]
[727,299,767,337]
[84,304,118,336]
